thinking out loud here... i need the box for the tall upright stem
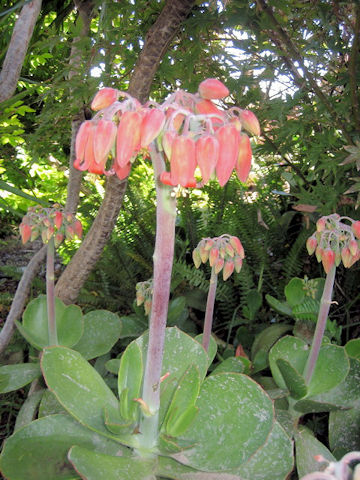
[46,237,58,345]
[304,266,336,384]
[139,145,176,451]
[202,268,218,352]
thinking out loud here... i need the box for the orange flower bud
[235,133,252,183]
[316,217,326,232]
[352,221,360,239]
[223,260,235,281]
[54,211,63,230]
[196,134,219,184]
[116,111,142,168]
[91,87,118,111]
[140,109,165,148]
[229,236,244,258]
[238,110,261,136]
[321,248,335,274]
[216,124,240,187]
[93,119,117,165]
[225,243,235,257]
[20,223,32,244]
[306,236,317,255]
[315,246,323,262]
[214,257,224,274]
[209,247,219,267]
[349,239,358,256]
[234,256,243,273]
[192,248,201,269]
[169,135,196,187]
[198,78,229,100]
[199,245,209,263]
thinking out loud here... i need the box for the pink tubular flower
[198,78,229,100]
[116,111,142,168]
[195,99,225,121]
[54,211,63,230]
[91,88,119,111]
[306,236,317,255]
[352,221,360,239]
[238,110,261,137]
[168,135,196,187]
[235,133,252,183]
[20,223,32,244]
[74,121,106,174]
[223,260,235,281]
[113,160,132,181]
[140,109,165,148]
[216,123,240,186]
[196,134,219,184]
[321,248,335,274]
[162,130,176,160]
[93,119,117,165]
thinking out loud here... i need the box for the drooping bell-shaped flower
[235,133,252,183]
[198,78,229,100]
[91,88,119,111]
[54,211,63,230]
[215,123,240,186]
[223,260,235,281]
[74,121,105,174]
[93,119,117,165]
[116,111,142,168]
[321,248,335,274]
[20,223,32,244]
[352,221,360,239]
[168,135,196,187]
[162,130,176,160]
[196,134,219,184]
[140,109,165,148]
[306,236,318,255]
[238,110,261,137]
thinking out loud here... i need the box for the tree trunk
[0,0,42,104]
[55,0,195,304]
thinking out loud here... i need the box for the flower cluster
[193,234,245,280]
[19,205,82,247]
[306,214,360,273]
[74,78,260,188]
[136,279,153,315]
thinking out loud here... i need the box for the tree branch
[0,245,47,356]
[0,0,42,104]
[256,0,354,144]
[349,3,360,131]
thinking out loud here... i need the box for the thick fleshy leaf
[345,338,360,359]
[269,336,308,390]
[14,389,45,431]
[0,414,128,480]
[251,324,292,362]
[39,389,67,417]
[211,357,246,375]
[68,446,155,480]
[234,422,293,480]
[157,456,243,479]
[173,373,274,471]
[276,359,307,399]
[194,333,217,367]
[118,342,143,422]
[306,344,349,397]
[295,426,335,478]
[163,365,200,437]
[72,310,121,360]
[17,295,83,350]
[136,327,209,425]
[328,358,360,457]
[41,346,119,439]
[0,363,41,393]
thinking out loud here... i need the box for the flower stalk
[46,237,58,345]
[202,267,218,352]
[139,145,177,451]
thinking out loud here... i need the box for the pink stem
[202,268,218,352]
